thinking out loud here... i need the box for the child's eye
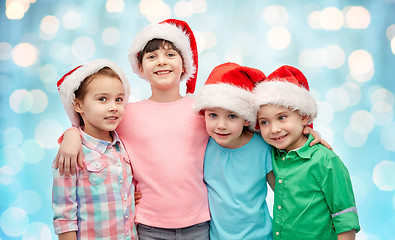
[167,53,176,57]
[116,97,124,102]
[228,114,237,119]
[279,115,287,120]
[98,97,107,101]
[146,54,156,59]
[208,113,217,118]
[259,120,268,125]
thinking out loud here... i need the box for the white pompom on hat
[56,59,130,127]
[128,19,198,94]
[193,62,266,130]
[253,65,317,128]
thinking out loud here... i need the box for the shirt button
[126,232,129,236]
[278,179,283,184]
[276,232,279,236]
[125,215,129,219]
[278,205,282,210]
[120,179,123,184]
[95,164,100,169]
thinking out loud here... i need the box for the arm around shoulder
[266,170,275,191]
[55,127,84,176]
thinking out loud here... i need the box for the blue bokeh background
[1,0,395,239]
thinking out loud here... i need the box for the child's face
[139,45,184,92]
[74,75,125,141]
[204,107,250,149]
[257,104,309,152]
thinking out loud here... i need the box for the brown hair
[74,67,121,126]
[137,39,183,66]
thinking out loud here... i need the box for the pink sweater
[116,96,210,228]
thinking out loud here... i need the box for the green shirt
[272,135,360,240]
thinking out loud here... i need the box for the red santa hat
[57,59,130,127]
[193,62,266,130]
[253,65,317,126]
[128,19,198,94]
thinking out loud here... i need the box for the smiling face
[204,107,251,149]
[139,41,184,94]
[257,104,309,152]
[74,75,125,142]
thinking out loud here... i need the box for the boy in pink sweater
[55,19,210,239]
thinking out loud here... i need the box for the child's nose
[217,118,227,129]
[109,101,118,112]
[157,54,167,65]
[271,122,281,133]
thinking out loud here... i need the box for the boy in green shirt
[253,65,360,240]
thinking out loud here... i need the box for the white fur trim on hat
[253,81,317,123]
[128,22,195,83]
[57,59,130,127]
[193,83,257,130]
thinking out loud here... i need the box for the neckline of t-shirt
[144,96,188,105]
[213,133,257,151]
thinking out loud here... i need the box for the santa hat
[193,62,266,130]
[128,19,198,94]
[253,65,317,126]
[57,59,130,127]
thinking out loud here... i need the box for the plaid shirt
[52,129,138,239]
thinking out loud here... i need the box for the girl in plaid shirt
[52,59,138,240]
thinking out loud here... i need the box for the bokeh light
[39,15,59,40]
[0,42,13,60]
[348,49,375,82]
[22,222,52,240]
[72,36,96,60]
[5,1,26,19]
[62,11,82,30]
[174,1,193,18]
[12,43,39,67]
[102,27,120,46]
[34,119,64,149]
[267,26,291,50]
[344,6,370,29]
[0,207,29,237]
[106,0,124,13]
[320,7,344,30]
[139,0,171,23]
[262,5,288,26]
[372,160,395,191]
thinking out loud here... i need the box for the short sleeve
[265,145,273,173]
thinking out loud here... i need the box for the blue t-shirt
[204,133,273,240]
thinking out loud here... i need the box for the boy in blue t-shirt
[193,62,275,240]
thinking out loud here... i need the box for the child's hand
[303,126,332,150]
[134,190,142,204]
[54,128,84,177]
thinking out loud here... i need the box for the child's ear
[302,115,310,126]
[201,110,206,122]
[244,120,251,127]
[74,99,83,113]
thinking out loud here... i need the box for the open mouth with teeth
[105,117,118,120]
[155,70,171,75]
[272,134,287,141]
